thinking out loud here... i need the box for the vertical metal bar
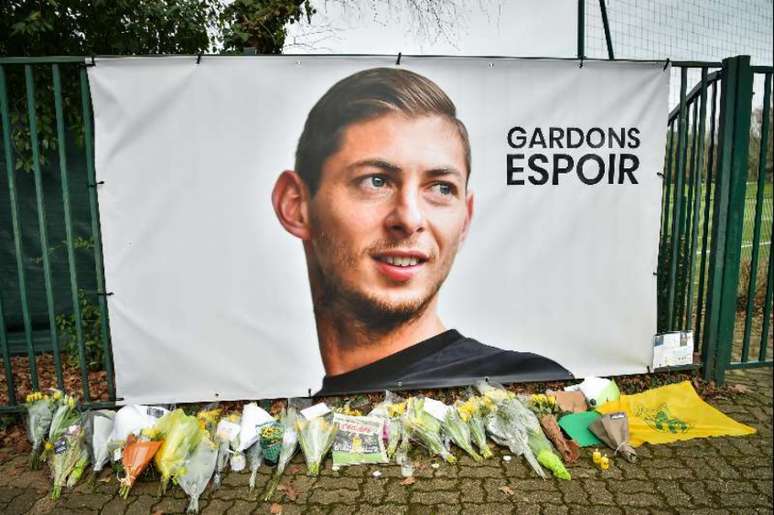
[598,0,614,60]
[668,67,689,330]
[685,68,709,331]
[26,65,63,390]
[759,208,774,362]
[0,66,40,390]
[53,64,90,400]
[679,100,700,327]
[577,0,585,60]
[742,72,772,362]
[703,58,738,381]
[80,69,115,400]
[661,122,675,241]
[696,79,719,354]
[0,293,16,406]
[713,56,754,385]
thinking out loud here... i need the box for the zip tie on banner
[196,52,203,64]
[96,291,114,297]
[656,171,664,178]
[88,180,105,188]
[579,57,584,69]
[396,52,402,66]
[82,56,96,68]
[663,58,670,71]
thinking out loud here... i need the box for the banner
[89,56,668,403]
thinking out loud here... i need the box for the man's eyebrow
[347,159,401,174]
[425,167,465,181]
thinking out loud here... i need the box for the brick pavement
[0,368,771,514]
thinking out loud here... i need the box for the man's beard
[309,233,448,338]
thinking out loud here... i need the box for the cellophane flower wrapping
[84,410,115,473]
[153,409,204,493]
[519,403,571,480]
[66,447,90,488]
[212,414,241,489]
[456,398,494,459]
[50,424,85,500]
[402,397,456,464]
[297,412,337,475]
[119,433,163,498]
[246,442,264,491]
[178,437,218,513]
[46,393,80,464]
[443,405,482,461]
[263,407,299,501]
[476,381,544,478]
[367,391,406,459]
[25,392,54,469]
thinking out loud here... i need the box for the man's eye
[361,176,388,189]
[370,176,386,188]
[432,183,454,196]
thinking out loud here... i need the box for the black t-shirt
[316,329,573,396]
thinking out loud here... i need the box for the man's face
[306,112,473,325]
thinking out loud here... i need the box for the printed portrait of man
[271,67,572,395]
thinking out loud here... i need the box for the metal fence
[658,56,773,383]
[0,54,771,413]
[0,57,114,413]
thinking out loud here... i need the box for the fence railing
[658,56,773,383]
[1,55,771,413]
[0,57,115,413]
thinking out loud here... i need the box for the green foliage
[56,289,104,371]
[219,0,315,54]
[0,0,313,171]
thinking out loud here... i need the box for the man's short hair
[295,67,471,195]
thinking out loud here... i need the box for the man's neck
[315,302,446,376]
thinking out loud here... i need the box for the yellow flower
[45,441,53,451]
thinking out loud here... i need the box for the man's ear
[271,170,311,240]
[460,191,474,245]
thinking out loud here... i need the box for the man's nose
[384,188,425,237]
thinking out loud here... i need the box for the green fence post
[702,56,754,384]
[668,68,689,330]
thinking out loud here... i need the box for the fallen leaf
[288,465,302,475]
[400,477,416,486]
[499,485,514,496]
[276,483,298,501]
[270,503,283,514]
[151,510,165,515]
[729,384,749,394]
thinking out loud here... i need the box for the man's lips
[372,251,429,282]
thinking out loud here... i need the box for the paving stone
[354,504,407,515]
[308,487,360,504]
[456,478,485,502]
[460,502,516,515]
[613,491,664,508]
[125,495,157,515]
[568,505,623,515]
[152,494,190,514]
[578,479,615,506]
[229,499,259,515]
[541,504,570,515]
[409,489,460,504]
[383,480,409,504]
[412,478,456,491]
[59,492,113,511]
[654,479,692,507]
[458,466,504,479]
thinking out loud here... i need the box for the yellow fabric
[596,381,756,447]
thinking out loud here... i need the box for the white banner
[89,56,668,404]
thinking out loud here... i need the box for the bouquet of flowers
[25,391,54,469]
[527,394,579,464]
[259,421,283,466]
[118,431,163,498]
[443,405,482,461]
[263,407,299,501]
[178,437,218,513]
[50,424,86,499]
[66,447,90,488]
[45,392,80,464]
[212,413,241,489]
[196,405,222,438]
[246,442,264,492]
[402,397,456,464]
[296,410,338,475]
[476,381,543,478]
[83,410,115,475]
[154,409,204,493]
[368,391,405,459]
[527,426,571,480]
[455,397,494,459]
